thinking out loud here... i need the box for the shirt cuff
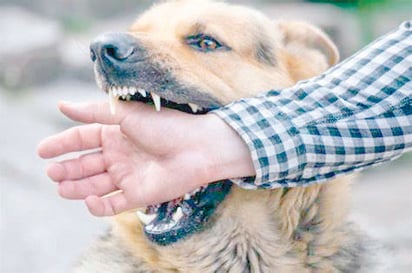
[211,96,307,189]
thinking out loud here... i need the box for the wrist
[197,114,255,183]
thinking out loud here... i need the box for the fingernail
[58,100,72,106]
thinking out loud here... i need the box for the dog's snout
[90,33,140,64]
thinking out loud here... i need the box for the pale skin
[37,101,255,217]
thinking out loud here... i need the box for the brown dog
[75,0,387,272]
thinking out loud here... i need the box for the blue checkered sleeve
[212,21,412,189]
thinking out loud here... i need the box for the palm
[99,121,208,207]
[100,125,138,187]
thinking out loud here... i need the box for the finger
[85,193,132,217]
[37,123,103,158]
[46,151,106,182]
[58,173,119,200]
[58,100,140,125]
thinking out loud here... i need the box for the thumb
[58,100,140,125]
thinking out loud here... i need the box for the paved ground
[0,81,411,273]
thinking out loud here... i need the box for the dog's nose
[90,33,138,63]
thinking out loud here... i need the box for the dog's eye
[186,34,224,52]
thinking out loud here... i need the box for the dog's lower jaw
[140,180,233,246]
[75,178,385,273]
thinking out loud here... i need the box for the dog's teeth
[138,88,147,97]
[150,224,162,232]
[165,223,175,230]
[172,207,184,222]
[96,79,103,90]
[136,211,157,225]
[145,222,176,233]
[153,224,167,232]
[184,193,191,200]
[151,93,161,111]
[108,88,118,115]
[188,103,200,113]
[190,188,200,195]
[129,87,137,95]
[126,94,131,101]
[121,86,128,95]
[113,87,120,97]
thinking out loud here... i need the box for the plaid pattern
[213,21,412,189]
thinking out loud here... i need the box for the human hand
[37,101,254,217]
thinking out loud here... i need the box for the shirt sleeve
[212,21,412,190]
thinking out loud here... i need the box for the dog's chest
[157,199,301,273]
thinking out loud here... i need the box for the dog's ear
[277,21,339,80]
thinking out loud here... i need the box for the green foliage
[61,16,93,33]
[307,0,412,11]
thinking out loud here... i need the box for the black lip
[119,91,214,115]
[144,181,232,245]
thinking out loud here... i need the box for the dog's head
[90,0,339,245]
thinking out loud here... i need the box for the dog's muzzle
[89,32,231,246]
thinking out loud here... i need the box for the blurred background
[0,0,411,272]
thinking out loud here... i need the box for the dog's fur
[74,1,388,272]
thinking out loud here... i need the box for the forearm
[212,21,412,189]
[198,114,256,183]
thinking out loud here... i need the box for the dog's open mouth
[106,86,210,115]
[139,181,232,246]
[102,84,232,246]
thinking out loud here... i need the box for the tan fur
[74,1,368,272]
[110,178,352,272]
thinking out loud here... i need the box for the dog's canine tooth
[172,207,184,222]
[138,88,147,97]
[136,211,157,225]
[113,87,120,97]
[96,78,103,90]
[108,88,118,115]
[188,103,200,113]
[151,93,161,111]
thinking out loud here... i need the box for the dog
[74,0,389,272]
